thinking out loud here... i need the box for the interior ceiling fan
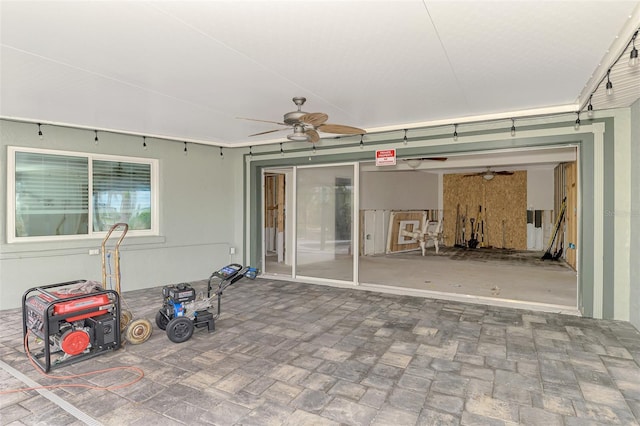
[239,97,366,143]
[464,167,514,179]
[403,157,448,169]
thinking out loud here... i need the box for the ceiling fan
[464,168,514,181]
[403,157,448,168]
[239,97,366,143]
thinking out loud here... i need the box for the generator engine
[22,280,121,372]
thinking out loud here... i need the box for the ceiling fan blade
[249,128,289,137]
[317,123,366,135]
[463,173,483,177]
[495,171,514,175]
[236,117,287,126]
[300,113,328,127]
[418,157,447,162]
[305,129,320,143]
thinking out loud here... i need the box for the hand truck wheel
[124,318,153,345]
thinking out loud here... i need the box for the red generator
[22,280,121,372]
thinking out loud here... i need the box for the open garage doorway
[357,146,579,313]
[263,169,293,277]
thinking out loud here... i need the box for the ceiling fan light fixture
[406,159,421,169]
[287,133,309,142]
[287,124,310,142]
[483,173,495,181]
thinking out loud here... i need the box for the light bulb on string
[143,136,147,150]
[94,130,99,145]
[630,32,638,67]
[587,95,594,117]
[510,119,516,137]
[220,147,224,159]
[359,134,364,149]
[574,112,581,130]
[249,146,253,158]
[606,69,613,95]
[280,143,284,156]
[403,129,408,145]
[38,123,43,140]
[184,142,188,155]
[453,124,458,141]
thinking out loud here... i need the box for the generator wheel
[120,309,133,331]
[124,318,153,345]
[155,311,169,330]
[166,317,194,343]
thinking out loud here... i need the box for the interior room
[1,1,640,425]
[263,147,579,312]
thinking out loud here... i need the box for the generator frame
[22,280,121,372]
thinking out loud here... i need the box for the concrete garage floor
[359,247,578,313]
[267,247,578,314]
[1,278,639,425]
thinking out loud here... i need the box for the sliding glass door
[296,164,357,282]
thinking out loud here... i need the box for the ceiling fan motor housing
[284,111,308,125]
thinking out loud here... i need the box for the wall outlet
[229,247,236,255]
[89,248,100,255]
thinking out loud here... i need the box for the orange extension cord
[0,331,144,395]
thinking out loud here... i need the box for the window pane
[92,160,152,231]
[15,151,89,237]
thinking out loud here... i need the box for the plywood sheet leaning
[386,211,425,253]
[443,171,527,249]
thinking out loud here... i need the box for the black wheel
[166,317,194,343]
[155,311,169,330]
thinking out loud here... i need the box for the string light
[220,147,224,159]
[587,95,594,117]
[37,123,43,140]
[574,112,581,130]
[94,130,99,144]
[453,124,458,141]
[403,129,408,145]
[312,143,316,154]
[249,146,253,158]
[184,142,188,155]
[280,143,284,156]
[630,31,638,67]
[510,119,516,137]
[143,136,147,150]
[359,134,364,149]
[605,69,613,95]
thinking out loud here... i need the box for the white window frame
[7,146,159,243]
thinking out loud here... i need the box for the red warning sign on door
[375,149,396,166]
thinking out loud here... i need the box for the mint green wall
[0,120,244,310]
[2,103,638,325]
[630,98,640,330]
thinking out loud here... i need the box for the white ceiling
[1,1,639,148]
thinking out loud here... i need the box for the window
[8,147,158,242]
